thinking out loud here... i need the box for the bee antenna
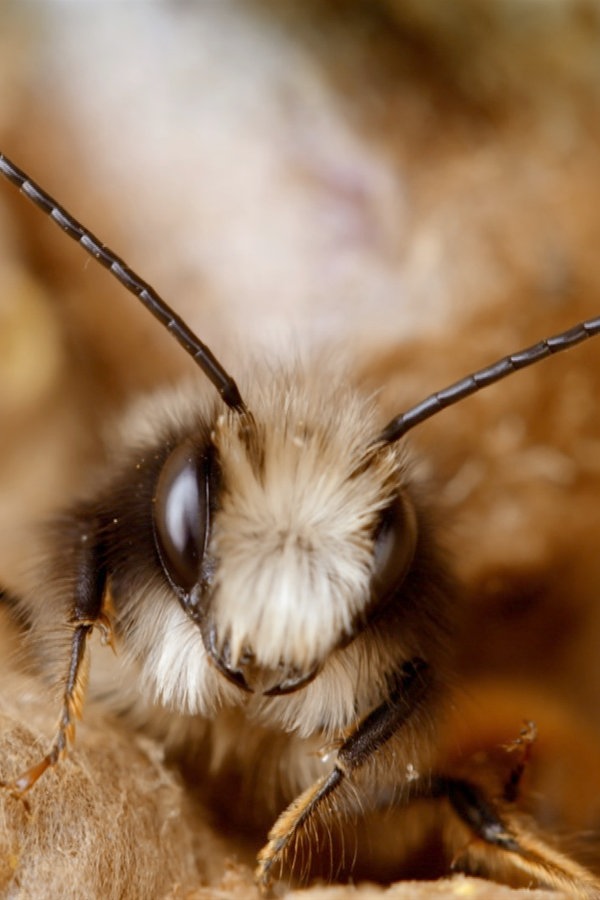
[0,153,246,414]
[379,316,600,444]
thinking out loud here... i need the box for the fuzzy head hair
[209,366,408,679]
[100,360,420,719]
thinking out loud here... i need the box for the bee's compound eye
[153,439,210,594]
[371,492,418,605]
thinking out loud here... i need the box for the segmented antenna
[0,153,246,413]
[4,154,598,441]
[380,317,600,444]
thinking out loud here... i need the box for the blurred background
[1,0,600,893]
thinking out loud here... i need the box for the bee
[0,153,599,898]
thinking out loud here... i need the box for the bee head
[152,368,418,695]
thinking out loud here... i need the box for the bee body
[18,363,451,834]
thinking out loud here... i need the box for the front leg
[256,657,431,889]
[2,530,109,795]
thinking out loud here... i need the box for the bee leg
[255,657,431,890]
[1,538,107,796]
[439,778,521,853]
[440,777,600,898]
[2,623,93,795]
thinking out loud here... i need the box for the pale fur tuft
[115,580,242,717]
[210,364,404,672]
